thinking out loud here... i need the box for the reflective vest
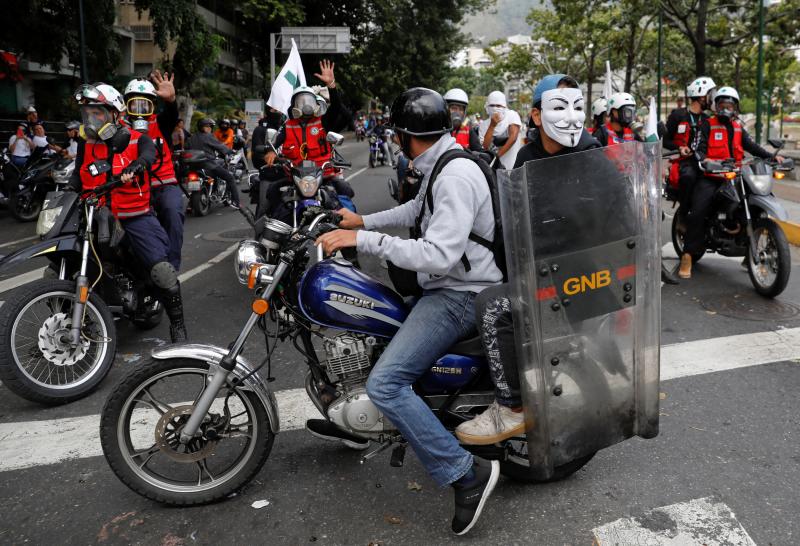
[282,117,331,166]
[452,124,471,149]
[214,128,234,149]
[603,122,635,146]
[79,130,150,218]
[704,116,743,179]
[669,109,704,150]
[122,116,177,187]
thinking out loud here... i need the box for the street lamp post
[755,0,766,143]
[657,8,663,119]
[78,0,88,83]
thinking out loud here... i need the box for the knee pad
[150,261,178,290]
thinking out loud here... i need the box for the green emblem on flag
[284,71,299,89]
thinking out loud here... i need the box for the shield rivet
[623,282,632,291]
[539,266,549,277]
[551,263,559,272]
[562,298,570,307]
[623,294,633,303]
[551,302,561,311]
[553,386,563,396]
[551,357,560,366]
[627,240,636,249]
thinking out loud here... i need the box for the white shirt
[478,109,523,169]
[32,135,49,149]
[9,135,32,157]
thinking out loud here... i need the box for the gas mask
[715,100,737,122]
[449,105,465,130]
[80,106,118,141]
[291,93,320,119]
[615,105,636,127]
[125,97,154,131]
[540,88,585,148]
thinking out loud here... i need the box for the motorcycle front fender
[0,234,80,272]
[150,343,280,434]
[748,194,788,221]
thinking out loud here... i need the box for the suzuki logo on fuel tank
[329,293,375,310]
[562,269,611,296]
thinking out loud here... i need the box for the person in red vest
[663,76,716,208]
[679,86,784,279]
[122,72,184,271]
[594,92,643,146]
[443,88,481,151]
[265,60,354,201]
[68,83,187,343]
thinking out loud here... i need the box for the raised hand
[314,59,336,88]
[151,70,176,103]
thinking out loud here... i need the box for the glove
[122,159,146,177]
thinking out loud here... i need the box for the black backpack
[388,148,507,297]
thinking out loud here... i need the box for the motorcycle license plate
[186,181,201,191]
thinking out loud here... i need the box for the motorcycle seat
[448,333,484,357]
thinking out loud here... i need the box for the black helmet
[198,118,216,130]
[389,87,451,136]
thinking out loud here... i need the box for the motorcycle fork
[180,259,291,444]
[739,176,759,264]
[68,204,95,346]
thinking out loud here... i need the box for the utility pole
[755,0,766,143]
[779,87,785,138]
[657,8,663,119]
[78,0,88,83]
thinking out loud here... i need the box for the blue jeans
[366,289,477,487]
[151,184,185,270]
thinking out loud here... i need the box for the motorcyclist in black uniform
[186,118,240,208]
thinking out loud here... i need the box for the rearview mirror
[326,132,344,146]
[767,138,784,150]
[266,128,278,145]
[701,160,724,172]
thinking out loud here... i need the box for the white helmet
[443,88,469,107]
[606,92,635,112]
[714,86,740,104]
[686,76,716,99]
[124,78,157,98]
[74,82,126,113]
[591,98,607,118]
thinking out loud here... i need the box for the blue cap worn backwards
[533,74,568,106]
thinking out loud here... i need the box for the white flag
[603,61,614,103]
[267,38,307,115]
[646,96,659,142]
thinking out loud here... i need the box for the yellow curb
[775,219,800,246]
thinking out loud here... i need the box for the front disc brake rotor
[37,312,89,366]
[154,405,221,462]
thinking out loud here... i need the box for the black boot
[159,283,188,343]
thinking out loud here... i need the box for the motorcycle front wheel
[9,192,43,222]
[369,152,376,169]
[0,279,116,404]
[747,218,791,298]
[100,357,275,505]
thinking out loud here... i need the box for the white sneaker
[455,401,526,445]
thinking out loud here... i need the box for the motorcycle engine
[323,333,395,434]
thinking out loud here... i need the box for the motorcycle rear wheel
[0,279,116,404]
[190,189,211,217]
[747,218,791,298]
[100,357,275,505]
[9,192,42,222]
[500,445,596,484]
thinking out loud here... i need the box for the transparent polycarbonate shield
[498,141,661,480]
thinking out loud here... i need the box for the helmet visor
[126,97,154,116]
[292,93,319,117]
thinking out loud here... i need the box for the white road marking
[346,166,368,181]
[0,266,46,294]
[0,327,799,473]
[177,243,239,284]
[593,497,756,545]
[0,235,39,249]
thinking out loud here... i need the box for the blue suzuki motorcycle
[100,208,594,505]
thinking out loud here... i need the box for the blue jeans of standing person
[366,288,477,487]
[151,184,185,270]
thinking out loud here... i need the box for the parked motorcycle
[8,149,73,222]
[0,178,165,404]
[175,149,230,217]
[670,138,795,297]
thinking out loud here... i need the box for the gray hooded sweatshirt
[356,134,502,293]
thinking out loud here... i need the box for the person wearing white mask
[478,91,522,169]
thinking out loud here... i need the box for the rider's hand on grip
[336,207,363,229]
[315,229,357,256]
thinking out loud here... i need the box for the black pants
[677,159,699,209]
[684,176,720,256]
[204,162,239,206]
[475,284,521,408]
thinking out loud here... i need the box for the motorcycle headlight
[294,174,321,197]
[748,174,772,196]
[234,240,267,285]
[36,200,62,236]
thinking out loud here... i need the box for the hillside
[461,0,547,44]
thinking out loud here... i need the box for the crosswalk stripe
[0,327,799,473]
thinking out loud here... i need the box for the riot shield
[498,141,661,480]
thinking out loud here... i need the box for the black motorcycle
[670,139,795,297]
[0,179,164,404]
[7,148,73,222]
[174,149,231,217]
